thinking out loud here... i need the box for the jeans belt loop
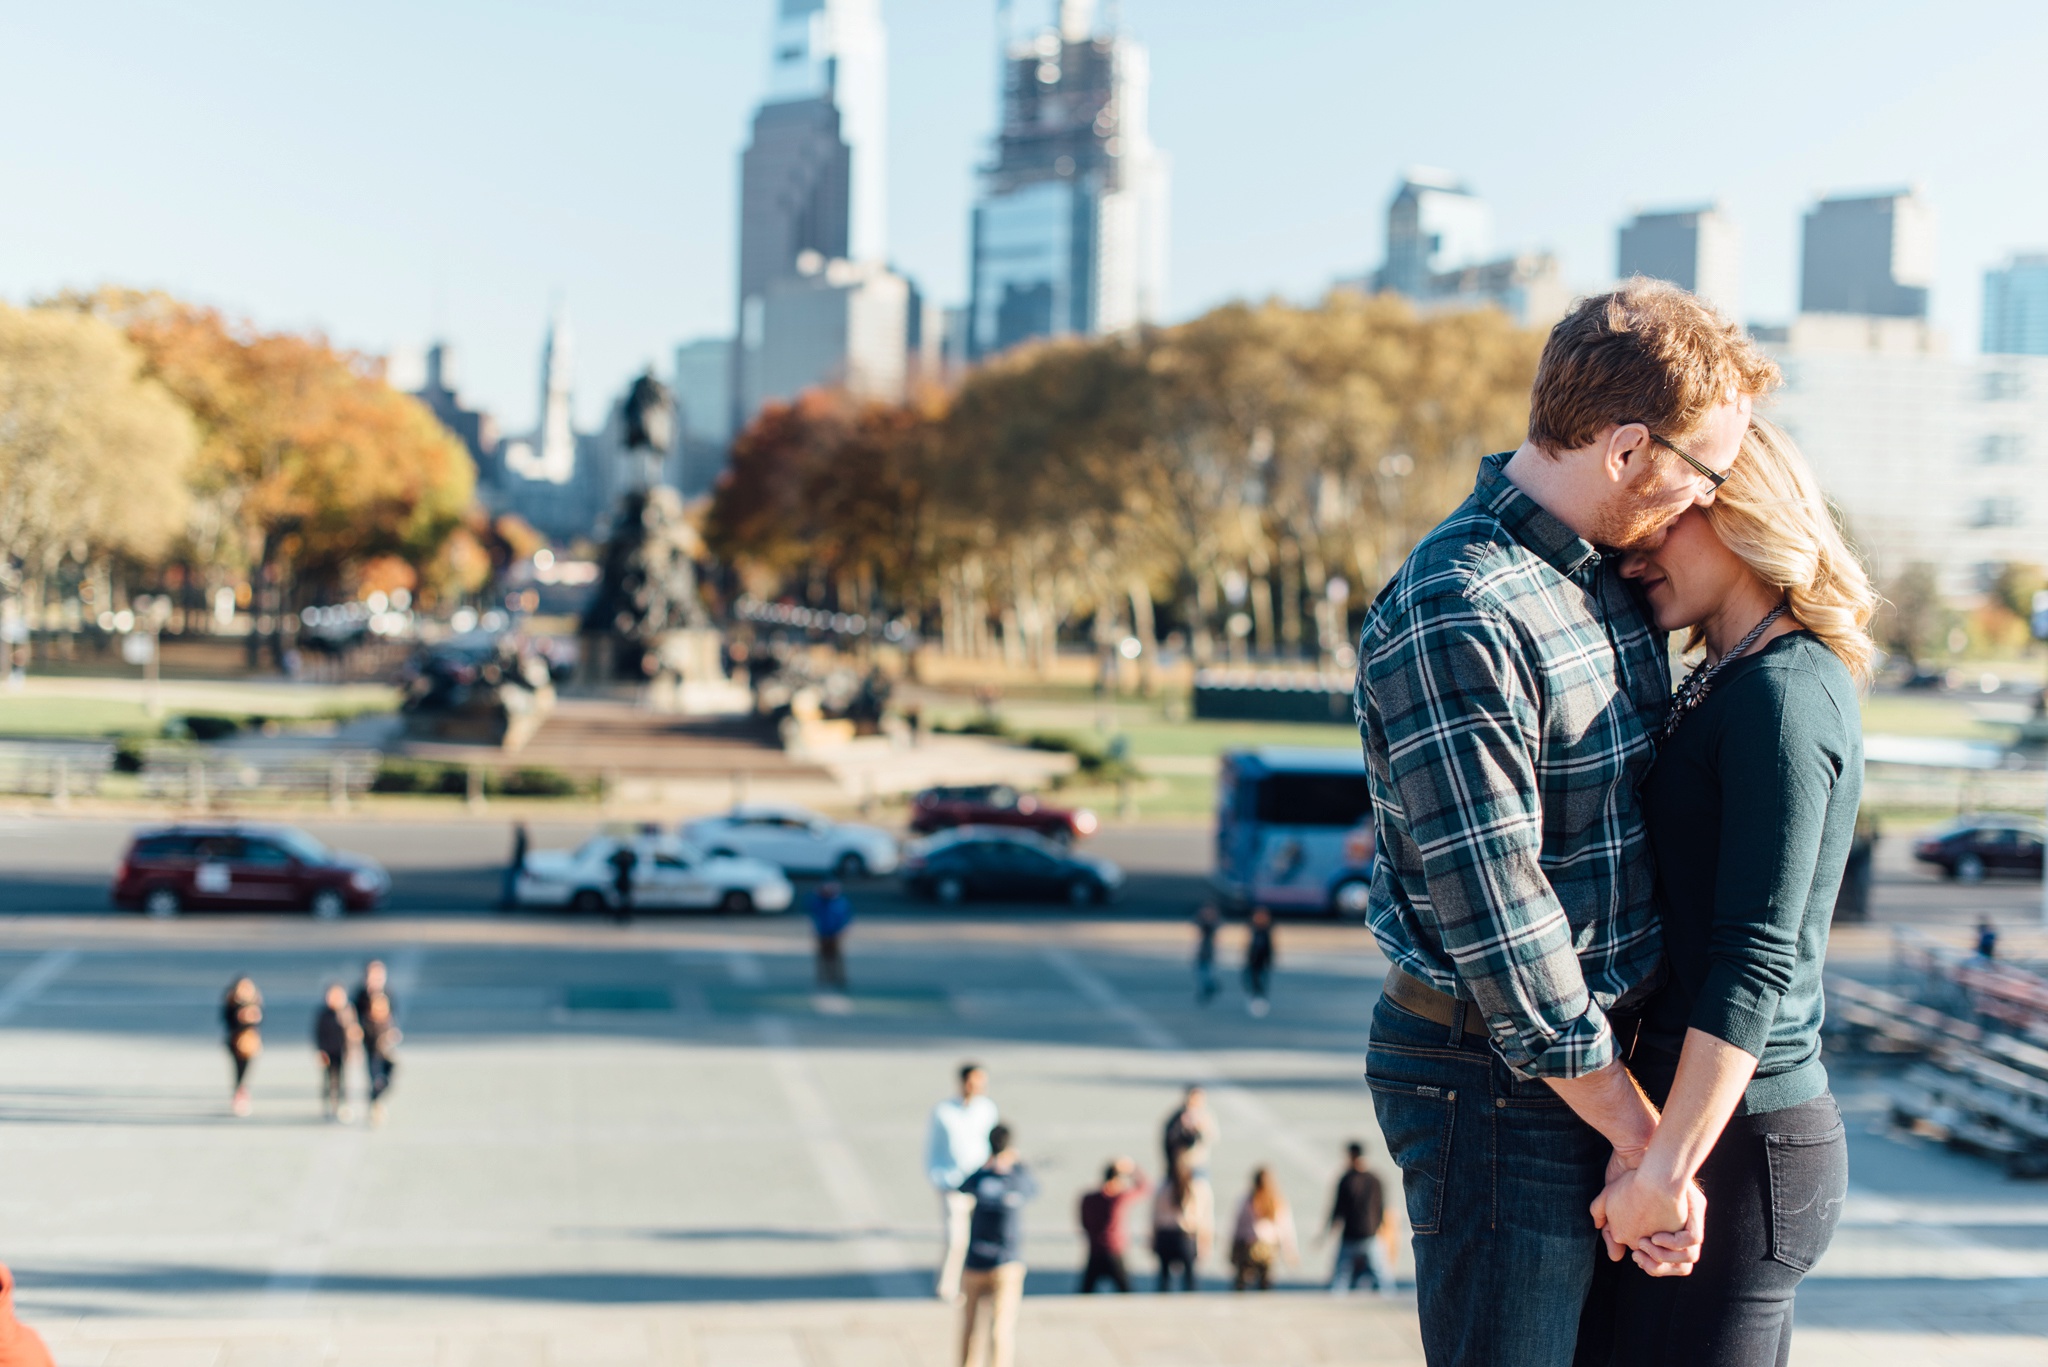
[1446,997,1467,1047]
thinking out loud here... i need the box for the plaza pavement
[0,815,2042,1364]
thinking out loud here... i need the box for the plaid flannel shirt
[1354,453,1668,1080]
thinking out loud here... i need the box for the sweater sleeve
[1694,666,1847,1057]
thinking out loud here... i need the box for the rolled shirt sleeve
[1371,598,1613,1079]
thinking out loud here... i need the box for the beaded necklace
[1659,603,1789,743]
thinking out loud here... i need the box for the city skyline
[4,1,2047,429]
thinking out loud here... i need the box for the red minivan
[112,824,389,919]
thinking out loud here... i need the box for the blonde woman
[1229,1166,1298,1291]
[1587,417,1874,1366]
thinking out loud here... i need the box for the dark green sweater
[1637,631,1861,1114]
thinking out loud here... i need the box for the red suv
[909,785,1097,843]
[113,824,389,919]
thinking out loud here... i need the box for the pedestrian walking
[360,993,402,1126]
[1977,916,1999,961]
[221,977,262,1118]
[1150,1154,1213,1292]
[1325,1141,1396,1294]
[1162,1084,1218,1178]
[1229,1166,1299,1290]
[502,821,530,908]
[927,1063,999,1302]
[1243,907,1276,1017]
[1077,1157,1149,1293]
[957,1124,1037,1367]
[312,983,361,1122]
[809,881,853,991]
[1193,903,1221,1004]
[351,958,396,1027]
[607,841,637,924]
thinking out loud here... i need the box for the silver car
[680,804,900,878]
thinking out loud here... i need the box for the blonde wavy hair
[1691,416,1877,684]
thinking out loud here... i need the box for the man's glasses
[1626,422,1726,490]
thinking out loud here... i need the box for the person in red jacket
[1077,1156,1150,1293]
[0,1266,54,1367]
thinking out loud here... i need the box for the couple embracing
[1356,280,1872,1367]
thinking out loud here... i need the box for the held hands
[1590,1157,1706,1277]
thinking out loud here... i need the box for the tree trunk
[1279,544,1303,660]
[1191,569,1217,666]
[1249,554,1275,660]
[1128,578,1158,696]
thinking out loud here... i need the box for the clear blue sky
[4,1,2044,431]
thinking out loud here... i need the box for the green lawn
[0,695,162,737]
[0,682,399,739]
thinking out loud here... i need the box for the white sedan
[680,804,900,878]
[512,835,794,915]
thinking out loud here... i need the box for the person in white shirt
[926,1062,999,1301]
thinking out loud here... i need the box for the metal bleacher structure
[1827,929,2048,1176]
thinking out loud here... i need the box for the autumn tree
[0,304,195,625]
[53,289,474,646]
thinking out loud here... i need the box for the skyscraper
[1984,255,2048,356]
[1378,169,1492,299]
[966,0,1169,360]
[1799,189,1933,318]
[1617,205,1740,315]
[734,0,899,424]
[502,306,577,486]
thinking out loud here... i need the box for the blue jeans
[1367,997,1608,1367]
[1329,1236,1393,1291]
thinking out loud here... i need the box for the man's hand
[1590,1169,1706,1277]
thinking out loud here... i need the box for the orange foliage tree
[52,290,475,640]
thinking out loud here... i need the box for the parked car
[900,828,1124,906]
[680,805,899,878]
[113,824,388,919]
[513,834,794,915]
[1912,815,2046,882]
[909,784,1098,843]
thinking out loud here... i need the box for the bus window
[1254,772,1374,828]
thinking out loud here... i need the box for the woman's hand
[1591,1167,1706,1276]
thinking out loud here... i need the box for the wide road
[0,812,2040,931]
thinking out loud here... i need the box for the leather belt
[1382,964,1488,1037]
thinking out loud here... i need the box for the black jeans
[1584,1091,1847,1367]
[1078,1248,1130,1293]
[367,1052,395,1102]
[1153,1231,1198,1291]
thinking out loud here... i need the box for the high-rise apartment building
[733,0,895,425]
[966,0,1169,360]
[1617,205,1740,314]
[1765,323,2046,601]
[1984,255,2048,356]
[672,340,734,448]
[1379,169,1492,299]
[1799,189,1933,319]
[1357,172,1563,328]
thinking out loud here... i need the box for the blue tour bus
[1214,747,1377,917]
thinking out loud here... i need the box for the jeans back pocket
[1366,1076,1457,1236]
[1765,1122,1848,1272]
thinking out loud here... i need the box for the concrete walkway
[34,1295,1425,1366]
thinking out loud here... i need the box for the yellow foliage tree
[0,303,195,616]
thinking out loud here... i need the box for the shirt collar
[1474,452,1600,577]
